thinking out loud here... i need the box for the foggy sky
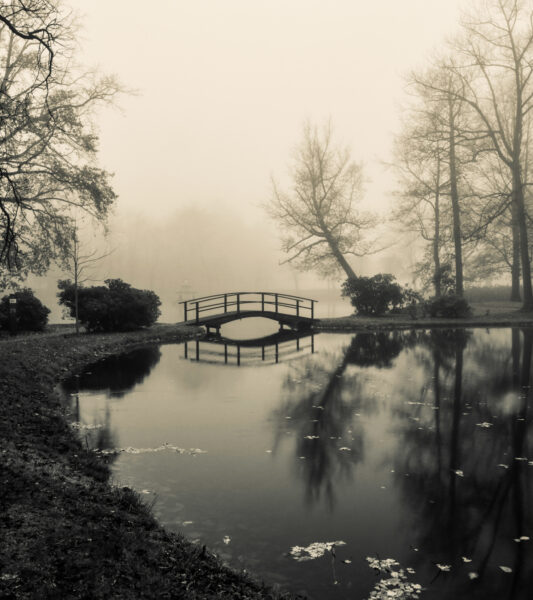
[32,0,465,321]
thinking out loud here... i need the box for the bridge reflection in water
[183,330,316,366]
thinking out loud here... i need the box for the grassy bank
[316,301,533,331]
[0,324,297,600]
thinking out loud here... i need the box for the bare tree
[0,0,120,282]
[267,121,375,280]
[59,220,113,334]
[424,0,533,309]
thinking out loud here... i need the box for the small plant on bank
[58,278,161,332]
[341,274,422,316]
[0,288,50,332]
[425,293,472,318]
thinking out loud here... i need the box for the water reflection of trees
[63,347,162,398]
[392,328,533,599]
[62,346,162,458]
[272,331,418,509]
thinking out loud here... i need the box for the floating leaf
[223,536,231,545]
[497,464,509,469]
[339,447,351,452]
[453,470,464,477]
[499,566,512,573]
[304,435,319,440]
[476,422,493,428]
[461,557,472,563]
[468,572,479,580]
[436,564,451,572]
[290,541,346,562]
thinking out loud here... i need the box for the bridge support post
[275,343,279,363]
[184,342,188,359]
[195,340,200,361]
[183,302,188,322]
[237,345,241,366]
[275,293,278,313]
[296,299,300,316]
[195,302,199,324]
[261,345,265,361]
[224,344,228,364]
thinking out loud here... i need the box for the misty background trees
[3,0,533,322]
[393,0,533,310]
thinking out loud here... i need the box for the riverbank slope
[0,324,296,600]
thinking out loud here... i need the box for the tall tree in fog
[422,0,533,308]
[392,106,449,296]
[396,67,483,297]
[268,121,375,280]
[0,0,120,283]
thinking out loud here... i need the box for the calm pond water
[61,325,533,599]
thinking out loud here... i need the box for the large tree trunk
[448,104,464,297]
[433,158,442,297]
[511,202,521,301]
[322,225,357,279]
[513,162,533,310]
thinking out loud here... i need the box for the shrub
[341,274,421,316]
[58,278,161,332]
[0,288,50,332]
[425,294,472,318]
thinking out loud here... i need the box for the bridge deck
[180,292,317,331]
[184,309,315,330]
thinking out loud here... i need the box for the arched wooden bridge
[180,292,317,332]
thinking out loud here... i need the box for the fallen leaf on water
[223,536,231,545]
[468,572,479,580]
[453,470,464,477]
[304,435,319,440]
[436,564,451,572]
[499,566,512,573]
[476,422,493,428]
[339,447,351,452]
[290,541,346,562]
[461,557,472,563]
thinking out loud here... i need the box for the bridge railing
[180,292,316,324]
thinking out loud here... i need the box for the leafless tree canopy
[268,121,375,280]
[0,0,120,282]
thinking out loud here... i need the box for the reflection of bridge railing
[179,292,316,327]
[183,330,316,366]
